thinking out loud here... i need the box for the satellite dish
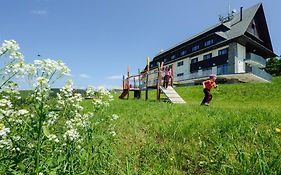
[232,9,237,14]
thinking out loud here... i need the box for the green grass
[83,77,281,174]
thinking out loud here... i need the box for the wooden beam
[171,64,174,87]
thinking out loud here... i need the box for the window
[202,68,212,76]
[171,55,176,60]
[218,48,228,55]
[204,39,214,47]
[180,50,187,56]
[177,73,184,77]
[217,64,228,75]
[191,45,200,52]
[164,58,167,62]
[203,53,212,60]
[177,61,184,67]
[191,58,198,64]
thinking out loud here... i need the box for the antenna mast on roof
[219,3,236,23]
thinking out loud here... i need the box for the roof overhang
[235,35,276,58]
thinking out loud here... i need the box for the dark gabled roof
[154,3,275,59]
[225,3,261,40]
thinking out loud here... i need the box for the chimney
[240,7,243,21]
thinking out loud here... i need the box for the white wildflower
[63,129,80,141]
[48,134,59,143]
[17,109,29,115]
[110,131,116,137]
[0,40,24,61]
[0,139,12,148]
[111,114,119,120]
[0,99,12,108]
[0,126,10,137]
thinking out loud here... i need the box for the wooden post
[122,75,125,90]
[127,66,130,99]
[157,68,160,101]
[133,77,136,89]
[138,69,141,89]
[157,62,164,101]
[171,64,174,87]
[145,57,150,100]
[138,75,141,89]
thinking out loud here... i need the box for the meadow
[81,76,281,174]
[1,40,280,174]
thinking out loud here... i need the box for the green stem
[0,49,8,57]
[0,72,18,89]
[35,86,45,174]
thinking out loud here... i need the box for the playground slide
[160,86,186,104]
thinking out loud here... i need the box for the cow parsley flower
[111,114,119,120]
[63,129,80,141]
[0,126,10,137]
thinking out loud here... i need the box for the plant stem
[0,72,17,89]
[35,86,45,174]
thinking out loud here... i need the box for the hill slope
[84,77,281,174]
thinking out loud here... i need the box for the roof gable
[244,4,273,51]
[152,3,274,59]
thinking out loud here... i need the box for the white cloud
[79,74,91,79]
[107,74,123,80]
[30,10,48,16]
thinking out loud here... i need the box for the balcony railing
[246,66,272,82]
[245,53,266,68]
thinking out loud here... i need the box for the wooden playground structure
[119,59,186,104]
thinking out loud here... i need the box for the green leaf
[43,125,50,138]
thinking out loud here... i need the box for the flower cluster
[33,59,70,77]
[91,87,113,110]
[85,86,95,98]
[0,40,24,61]
[0,40,118,174]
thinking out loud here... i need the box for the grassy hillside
[82,77,281,174]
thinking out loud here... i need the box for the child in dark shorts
[201,74,218,106]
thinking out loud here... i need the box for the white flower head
[17,109,29,116]
[0,126,10,137]
[111,114,119,120]
[63,129,80,141]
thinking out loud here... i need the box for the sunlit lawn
[82,76,281,174]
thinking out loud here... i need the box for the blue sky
[0,0,280,89]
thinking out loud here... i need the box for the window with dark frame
[171,55,176,60]
[203,53,212,60]
[191,58,198,64]
[204,39,214,47]
[218,48,228,55]
[191,45,200,52]
[177,61,184,67]
[180,50,187,56]
[177,73,184,77]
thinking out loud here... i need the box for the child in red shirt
[201,74,218,106]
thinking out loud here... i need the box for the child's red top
[204,80,216,90]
